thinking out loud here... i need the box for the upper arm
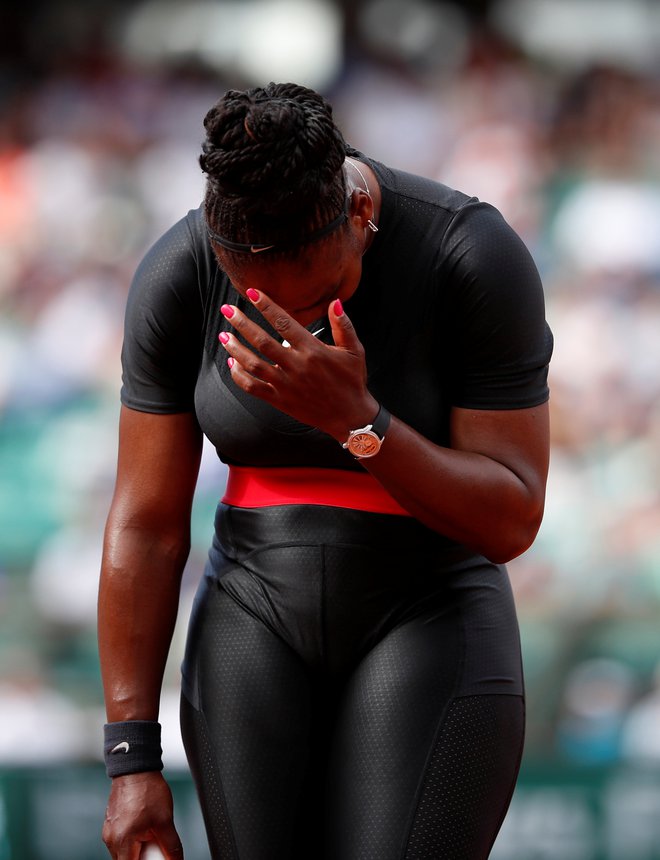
[451,402,550,517]
[111,213,207,531]
[443,202,552,521]
[109,406,203,535]
[443,201,553,412]
[121,214,205,414]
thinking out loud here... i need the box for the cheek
[338,258,363,302]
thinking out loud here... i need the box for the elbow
[484,535,535,565]
[102,517,192,580]
[480,500,545,565]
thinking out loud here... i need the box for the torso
[120,156,552,472]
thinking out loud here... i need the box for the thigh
[325,615,525,860]
[180,576,315,860]
[403,694,524,859]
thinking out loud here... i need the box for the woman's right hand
[102,771,184,860]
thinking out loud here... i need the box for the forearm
[98,523,190,722]
[360,416,546,563]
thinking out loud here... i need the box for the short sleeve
[442,201,553,410]
[120,214,205,414]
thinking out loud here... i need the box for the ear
[348,188,375,232]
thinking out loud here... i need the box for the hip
[193,502,524,693]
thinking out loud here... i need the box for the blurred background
[1,0,659,856]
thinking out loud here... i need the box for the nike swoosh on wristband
[111,741,130,754]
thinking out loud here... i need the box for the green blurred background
[1,0,660,856]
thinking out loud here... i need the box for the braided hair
[200,82,349,256]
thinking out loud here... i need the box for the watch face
[347,430,381,458]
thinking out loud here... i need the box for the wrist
[341,404,391,459]
[328,394,380,444]
[104,720,163,779]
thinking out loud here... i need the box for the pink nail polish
[246,288,259,302]
[220,304,234,319]
[227,357,234,369]
[218,332,230,344]
[333,299,343,317]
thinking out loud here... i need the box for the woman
[99,82,553,859]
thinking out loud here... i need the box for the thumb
[328,299,359,351]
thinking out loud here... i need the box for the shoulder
[366,153,523,245]
[367,155,519,269]
[121,208,213,414]
[123,207,229,344]
[442,197,530,259]
[440,200,544,319]
[365,155,539,295]
[132,206,215,298]
[368,155,473,219]
[124,206,218,353]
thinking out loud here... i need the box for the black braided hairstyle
[200,82,349,257]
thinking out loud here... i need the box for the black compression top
[120,156,553,471]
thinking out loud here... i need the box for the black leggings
[180,504,525,860]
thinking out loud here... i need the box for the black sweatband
[205,196,350,254]
[103,720,163,778]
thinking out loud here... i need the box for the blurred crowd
[1,0,660,770]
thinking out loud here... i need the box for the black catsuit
[120,156,553,859]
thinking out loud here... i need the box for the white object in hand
[140,845,167,860]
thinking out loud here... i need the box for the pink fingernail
[227,357,234,369]
[333,299,343,317]
[246,288,259,302]
[218,332,230,344]
[220,304,235,319]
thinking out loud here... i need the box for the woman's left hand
[218,290,378,441]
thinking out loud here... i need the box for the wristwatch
[341,405,391,459]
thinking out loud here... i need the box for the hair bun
[201,83,347,235]
[243,99,303,144]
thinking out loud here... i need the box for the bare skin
[98,158,549,856]
[99,410,201,859]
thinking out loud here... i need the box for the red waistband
[221,466,412,516]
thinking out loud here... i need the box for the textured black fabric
[180,690,240,859]
[182,504,523,696]
[120,157,553,471]
[403,695,525,859]
[179,504,525,859]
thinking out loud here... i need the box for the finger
[218,331,281,385]
[109,836,140,860]
[127,838,142,860]
[119,834,154,860]
[243,288,310,350]
[220,304,287,364]
[152,825,185,859]
[102,819,127,860]
[328,298,361,352]
[227,357,279,405]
